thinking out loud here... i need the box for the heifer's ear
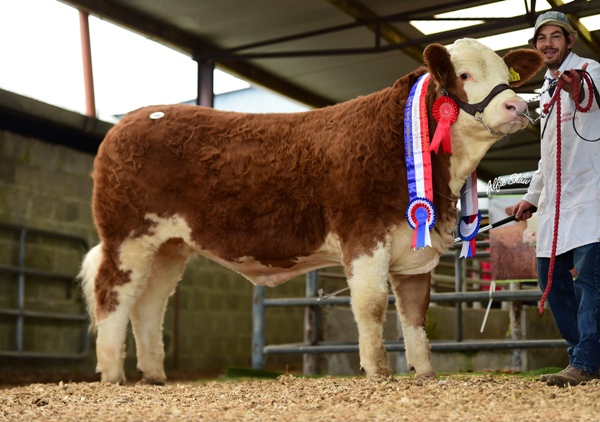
[502,49,545,88]
[423,43,453,87]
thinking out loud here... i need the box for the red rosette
[433,96,459,124]
[430,96,458,154]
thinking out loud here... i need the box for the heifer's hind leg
[94,241,156,384]
[389,273,435,379]
[346,243,393,377]
[129,239,190,385]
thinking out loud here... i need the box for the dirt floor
[1,373,600,421]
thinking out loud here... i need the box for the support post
[252,285,265,369]
[196,60,214,107]
[78,10,96,117]
[454,250,463,342]
[16,229,26,353]
[510,282,525,370]
[303,270,319,375]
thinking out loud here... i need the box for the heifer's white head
[424,38,544,193]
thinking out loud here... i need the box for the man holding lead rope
[514,11,600,387]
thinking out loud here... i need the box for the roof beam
[58,0,335,108]
[325,0,424,63]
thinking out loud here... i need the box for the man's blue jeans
[538,242,600,375]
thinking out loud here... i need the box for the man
[514,11,600,388]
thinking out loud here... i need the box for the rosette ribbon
[458,171,481,258]
[431,96,459,154]
[405,74,436,250]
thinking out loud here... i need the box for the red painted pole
[79,10,96,117]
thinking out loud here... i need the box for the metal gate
[0,222,90,359]
[251,249,567,375]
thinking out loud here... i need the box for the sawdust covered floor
[1,374,599,421]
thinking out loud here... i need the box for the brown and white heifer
[80,38,543,384]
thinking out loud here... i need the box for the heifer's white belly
[122,213,343,287]
[195,233,343,287]
[120,213,455,288]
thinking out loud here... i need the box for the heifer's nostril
[505,100,527,113]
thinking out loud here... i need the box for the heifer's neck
[447,134,496,197]
[425,76,496,199]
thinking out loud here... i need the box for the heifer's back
[83,38,543,384]
[94,106,332,266]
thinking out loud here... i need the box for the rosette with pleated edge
[458,210,481,258]
[458,210,481,241]
[406,197,436,249]
[431,96,459,154]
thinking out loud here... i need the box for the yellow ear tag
[508,67,521,83]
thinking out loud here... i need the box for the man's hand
[514,200,536,221]
[557,62,588,101]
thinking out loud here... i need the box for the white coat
[523,52,600,257]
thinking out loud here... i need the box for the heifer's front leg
[346,244,393,377]
[389,273,435,379]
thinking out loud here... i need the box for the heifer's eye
[459,73,470,81]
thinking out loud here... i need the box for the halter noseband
[442,84,512,116]
[441,83,513,136]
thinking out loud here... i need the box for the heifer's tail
[79,243,103,333]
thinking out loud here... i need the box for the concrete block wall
[0,130,97,380]
[0,131,97,242]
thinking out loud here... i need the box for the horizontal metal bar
[318,271,346,280]
[265,290,541,307]
[224,0,485,54]
[488,188,529,196]
[0,350,89,359]
[198,1,599,61]
[0,263,76,282]
[197,20,500,60]
[458,251,490,258]
[0,222,88,250]
[443,243,490,259]
[431,290,541,302]
[0,308,88,321]
[264,339,568,355]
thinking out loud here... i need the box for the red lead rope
[538,71,594,315]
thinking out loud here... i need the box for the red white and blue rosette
[458,211,481,258]
[406,197,437,249]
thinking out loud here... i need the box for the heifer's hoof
[137,372,167,386]
[136,367,167,385]
[376,368,394,378]
[362,366,394,378]
[99,369,126,385]
[414,372,437,381]
[137,378,165,386]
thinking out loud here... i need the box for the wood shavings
[0,376,599,421]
